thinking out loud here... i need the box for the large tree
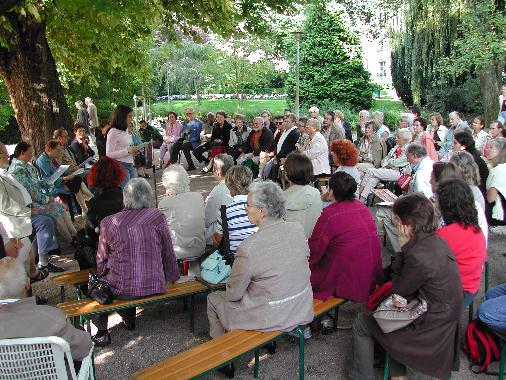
[0,0,300,152]
[286,2,375,111]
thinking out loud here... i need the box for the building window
[378,60,386,78]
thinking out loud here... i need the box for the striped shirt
[216,194,258,255]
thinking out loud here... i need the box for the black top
[210,121,232,147]
[85,187,123,244]
[277,128,300,159]
[69,139,95,165]
[244,127,274,156]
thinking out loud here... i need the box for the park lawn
[152,99,288,119]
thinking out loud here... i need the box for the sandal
[30,267,49,284]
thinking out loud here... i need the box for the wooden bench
[51,269,95,302]
[57,280,209,333]
[132,296,346,380]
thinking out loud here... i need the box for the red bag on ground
[366,281,393,311]
[464,319,501,373]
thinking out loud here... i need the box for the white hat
[309,106,319,113]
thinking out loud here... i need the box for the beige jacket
[219,219,314,332]
[0,169,32,238]
[283,185,322,238]
[0,297,93,360]
[158,192,206,260]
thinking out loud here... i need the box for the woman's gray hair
[400,112,415,127]
[371,111,384,122]
[396,128,413,144]
[161,164,190,195]
[488,137,506,167]
[450,151,480,186]
[248,180,286,220]
[306,118,321,131]
[359,110,370,119]
[123,178,153,209]
[213,154,234,176]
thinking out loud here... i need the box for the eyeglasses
[276,121,283,125]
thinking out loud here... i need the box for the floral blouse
[8,158,66,218]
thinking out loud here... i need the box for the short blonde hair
[306,118,321,131]
[335,110,345,120]
[225,166,253,195]
[0,257,27,299]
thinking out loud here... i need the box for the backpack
[464,319,501,373]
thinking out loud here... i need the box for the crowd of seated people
[2,102,506,380]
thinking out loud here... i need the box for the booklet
[72,168,85,176]
[46,165,70,185]
[134,141,150,150]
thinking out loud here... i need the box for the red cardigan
[436,223,486,294]
[308,200,383,302]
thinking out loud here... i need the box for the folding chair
[0,336,94,380]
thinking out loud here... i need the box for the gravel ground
[31,156,506,380]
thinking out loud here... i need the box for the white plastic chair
[0,336,94,380]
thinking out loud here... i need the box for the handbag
[88,271,113,305]
[373,294,427,333]
[74,230,97,270]
[217,204,234,266]
[200,250,231,284]
[396,173,412,191]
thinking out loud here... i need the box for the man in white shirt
[205,154,233,244]
[472,116,488,154]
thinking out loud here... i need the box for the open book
[46,165,70,185]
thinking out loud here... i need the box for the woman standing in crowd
[486,137,506,225]
[310,172,382,332]
[207,181,314,377]
[426,112,447,152]
[351,194,462,380]
[471,116,488,154]
[9,142,77,243]
[436,179,487,307]
[159,164,205,276]
[412,117,438,162]
[356,121,387,179]
[70,124,95,165]
[282,153,322,238]
[301,118,331,177]
[158,111,183,169]
[355,110,370,143]
[106,105,140,186]
[85,157,126,245]
[93,178,179,347]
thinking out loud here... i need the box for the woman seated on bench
[92,178,179,347]
[309,172,382,333]
[351,194,463,380]
[207,181,314,377]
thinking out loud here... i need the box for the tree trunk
[0,13,72,154]
[478,60,504,126]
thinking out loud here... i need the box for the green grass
[151,99,287,119]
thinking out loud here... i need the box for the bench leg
[296,326,305,380]
[485,261,490,293]
[190,295,195,333]
[500,343,506,380]
[183,296,188,312]
[333,306,339,332]
[383,353,390,380]
[60,286,65,303]
[254,349,260,378]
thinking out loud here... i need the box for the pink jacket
[106,128,133,163]
[164,121,183,143]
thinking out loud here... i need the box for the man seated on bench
[207,181,314,377]
[92,178,179,347]
[0,257,93,368]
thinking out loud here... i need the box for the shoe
[266,341,276,355]
[122,318,136,331]
[321,317,334,335]
[44,261,65,273]
[217,363,234,378]
[35,296,48,305]
[186,165,196,171]
[92,332,111,347]
[30,267,49,284]
[288,326,312,340]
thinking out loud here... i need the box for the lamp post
[293,31,303,118]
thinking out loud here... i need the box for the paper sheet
[46,165,70,185]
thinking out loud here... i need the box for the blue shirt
[183,119,203,149]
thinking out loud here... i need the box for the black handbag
[218,205,234,266]
[88,271,113,304]
[74,231,97,270]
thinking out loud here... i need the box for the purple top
[308,200,383,302]
[164,121,183,143]
[96,208,180,297]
